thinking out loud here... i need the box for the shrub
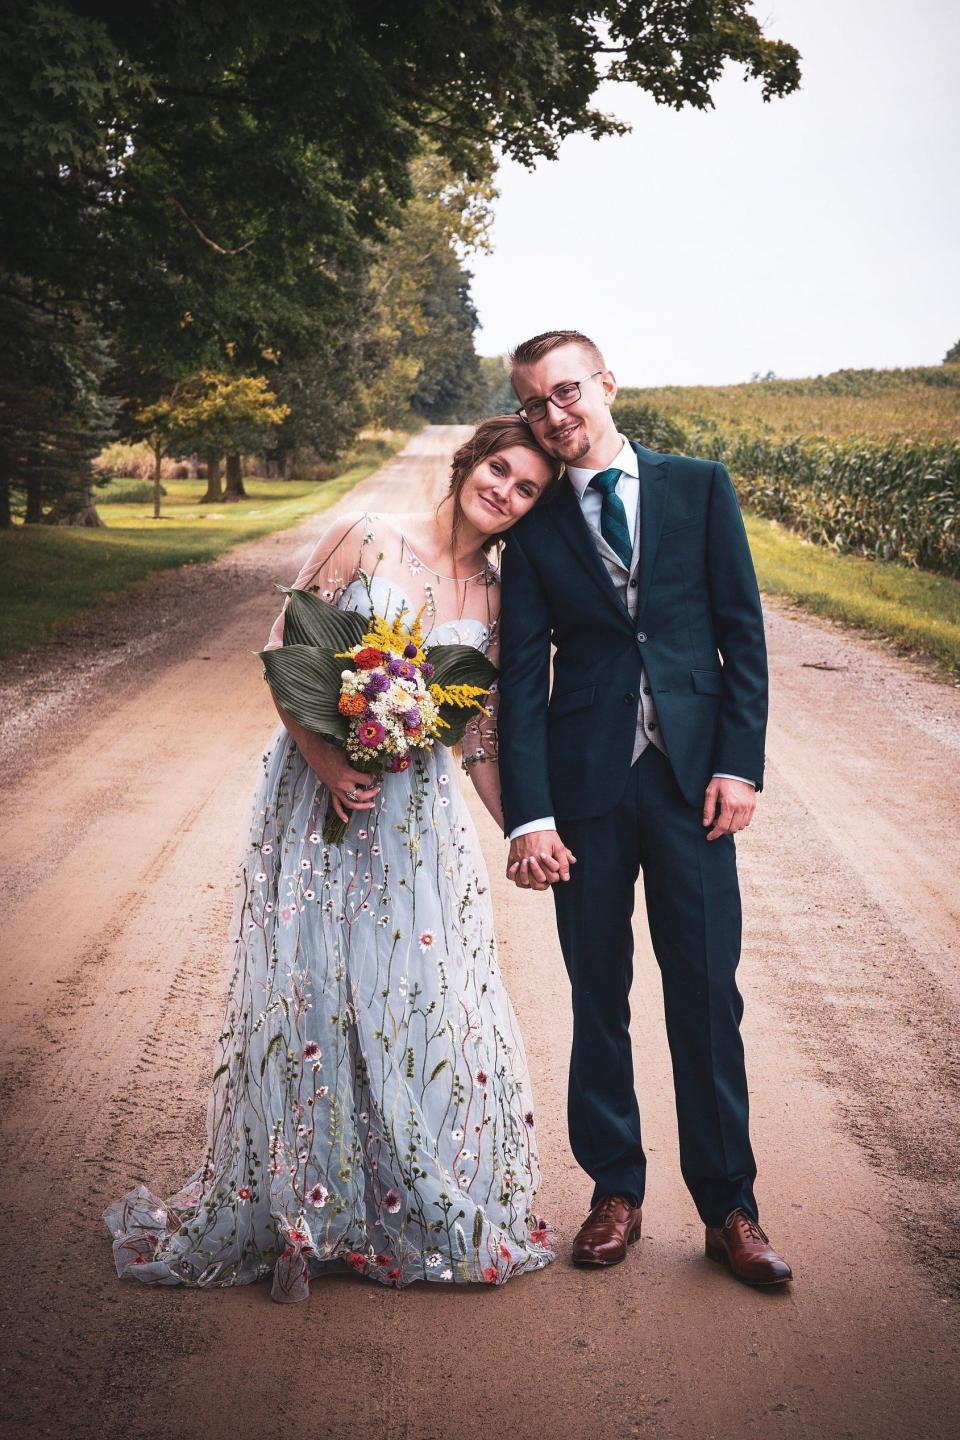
[97,479,169,503]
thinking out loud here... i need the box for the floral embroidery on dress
[103,511,553,1302]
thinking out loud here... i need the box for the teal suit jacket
[497,442,768,831]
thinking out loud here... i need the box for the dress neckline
[373,512,495,583]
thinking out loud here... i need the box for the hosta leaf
[258,644,349,743]
[436,703,482,746]
[425,643,498,692]
[278,587,367,651]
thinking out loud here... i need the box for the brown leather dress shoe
[705,1208,792,1285]
[571,1195,642,1266]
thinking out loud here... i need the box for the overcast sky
[471,0,959,387]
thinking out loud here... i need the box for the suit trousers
[552,743,759,1226]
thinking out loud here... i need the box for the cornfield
[615,366,960,578]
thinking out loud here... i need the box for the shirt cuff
[711,773,756,788]
[509,816,556,840]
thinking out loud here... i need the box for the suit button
[623,692,635,704]
[637,631,647,643]
[629,578,638,588]
[643,686,651,695]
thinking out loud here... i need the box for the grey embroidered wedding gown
[103,511,554,1302]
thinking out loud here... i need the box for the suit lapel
[544,479,632,625]
[631,441,670,622]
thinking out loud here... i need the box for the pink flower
[383,1189,402,1214]
[307,1184,328,1206]
[358,720,385,748]
[418,931,435,952]
[530,1226,551,1248]
[474,1069,488,1087]
[347,1250,367,1271]
[237,1186,252,1201]
[303,1041,321,1062]
[483,1266,499,1284]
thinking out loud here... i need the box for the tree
[944,340,960,364]
[136,373,289,516]
[0,2,800,510]
[0,280,115,527]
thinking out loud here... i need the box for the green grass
[745,512,960,675]
[0,434,409,658]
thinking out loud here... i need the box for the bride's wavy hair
[444,415,563,556]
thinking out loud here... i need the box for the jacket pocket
[690,668,724,695]
[549,683,597,718]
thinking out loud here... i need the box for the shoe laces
[728,1208,768,1245]
[592,1194,631,1219]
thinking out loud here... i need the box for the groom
[497,330,791,1286]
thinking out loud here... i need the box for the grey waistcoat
[584,487,667,765]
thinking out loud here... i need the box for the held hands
[506,831,577,892]
[298,733,381,825]
[702,777,756,841]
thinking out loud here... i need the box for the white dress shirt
[509,435,755,841]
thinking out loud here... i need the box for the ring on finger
[347,789,359,802]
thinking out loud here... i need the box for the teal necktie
[588,468,632,569]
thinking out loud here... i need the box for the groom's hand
[703,777,756,841]
[506,831,577,890]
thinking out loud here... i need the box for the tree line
[0,1,799,528]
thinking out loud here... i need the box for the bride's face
[460,444,554,537]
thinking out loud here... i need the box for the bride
[103,417,562,1302]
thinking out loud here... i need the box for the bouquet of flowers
[258,585,497,842]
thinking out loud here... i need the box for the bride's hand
[296,732,381,824]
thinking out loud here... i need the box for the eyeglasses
[516,371,603,424]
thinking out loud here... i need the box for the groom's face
[513,343,618,465]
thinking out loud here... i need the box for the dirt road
[1,427,958,1440]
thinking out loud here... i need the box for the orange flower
[338,694,367,717]
[355,647,384,670]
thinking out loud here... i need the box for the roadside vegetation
[615,365,960,673]
[0,435,406,658]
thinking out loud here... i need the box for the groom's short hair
[508,330,605,373]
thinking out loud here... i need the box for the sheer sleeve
[460,613,500,771]
[263,511,371,650]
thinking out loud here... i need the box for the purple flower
[358,720,386,747]
[363,672,390,697]
[403,643,418,659]
[387,657,415,680]
[420,661,435,680]
[403,707,421,728]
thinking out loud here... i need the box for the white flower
[303,889,315,900]
[426,1252,442,1268]
[300,859,311,871]
[439,796,450,807]
[309,832,321,844]
[451,1128,463,1142]
[357,829,368,840]
[262,843,273,854]
[419,931,435,952]
[254,872,267,883]
[438,775,449,786]
[440,1267,453,1280]
[307,1184,329,1207]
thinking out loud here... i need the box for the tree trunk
[0,470,11,528]
[45,483,106,527]
[152,444,163,520]
[200,454,222,503]
[24,474,43,524]
[223,452,247,502]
